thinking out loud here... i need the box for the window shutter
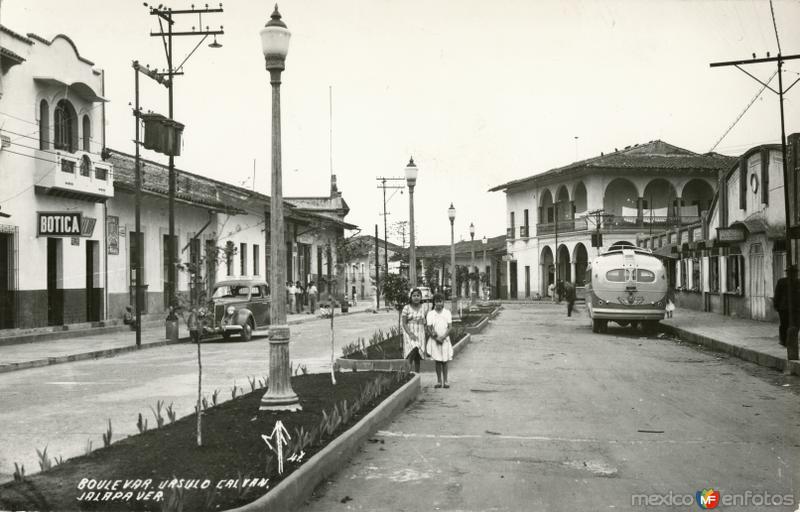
[760,148,769,205]
[739,157,747,209]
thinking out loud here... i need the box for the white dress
[402,304,428,359]
[426,308,453,362]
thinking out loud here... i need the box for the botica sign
[38,212,82,236]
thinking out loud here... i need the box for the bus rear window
[636,269,655,282]
[606,269,626,282]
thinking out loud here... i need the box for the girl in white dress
[401,288,427,373]
[426,293,453,388]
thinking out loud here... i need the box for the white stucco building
[490,141,735,299]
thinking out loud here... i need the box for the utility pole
[374,224,380,309]
[147,3,223,325]
[554,201,559,287]
[376,176,404,288]
[710,47,800,360]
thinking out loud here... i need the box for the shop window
[253,244,260,276]
[726,252,744,295]
[709,256,720,293]
[226,241,234,276]
[691,257,700,292]
[240,243,247,276]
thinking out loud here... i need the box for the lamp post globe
[448,203,457,316]
[259,5,300,412]
[405,157,418,286]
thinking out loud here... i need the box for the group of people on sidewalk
[286,281,319,315]
[400,288,454,388]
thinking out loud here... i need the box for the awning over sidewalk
[652,244,678,259]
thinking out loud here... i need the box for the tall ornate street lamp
[405,157,418,286]
[469,222,476,305]
[448,203,457,315]
[259,5,300,411]
[482,235,488,300]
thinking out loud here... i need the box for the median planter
[0,371,415,512]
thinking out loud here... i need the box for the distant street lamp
[448,203,457,316]
[405,157,418,286]
[482,235,488,300]
[469,222,476,305]
[259,5,300,412]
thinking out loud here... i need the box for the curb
[226,373,421,512]
[335,333,473,372]
[0,336,191,374]
[0,309,380,375]
[0,319,164,347]
[660,324,800,377]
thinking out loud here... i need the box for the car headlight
[226,306,236,315]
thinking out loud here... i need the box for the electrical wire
[769,0,781,55]
[708,69,778,153]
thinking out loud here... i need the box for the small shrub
[84,439,93,456]
[299,364,308,375]
[53,455,65,466]
[36,445,51,471]
[211,389,220,406]
[136,412,148,434]
[201,396,209,411]
[166,402,177,424]
[231,382,239,400]
[102,418,113,448]
[248,376,257,392]
[13,462,25,482]
[161,483,186,512]
[150,400,165,429]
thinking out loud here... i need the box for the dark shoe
[443,384,450,389]
[434,384,442,388]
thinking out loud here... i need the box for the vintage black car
[206,278,270,341]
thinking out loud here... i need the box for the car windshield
[212,285,250,299]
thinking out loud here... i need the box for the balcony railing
[506,227,515,239]
[519,226,529,238]
[536,217,587,235]
[604,215,700,229]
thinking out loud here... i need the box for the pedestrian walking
[773,266,800,346]
[556,280,564,304]
[187,307,207,343]
[123,305,137,330]
[548,282,555,303]
[288,281,297,314]
[564,280,576,317]
[426,293,453,388]
[295,281,304,314]
[308,281,318,314]
[401,288,428,373]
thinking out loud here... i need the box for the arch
[540,189,554,224]
[573,243,589,286]
[680,179,715,218]
[556,186,571,221]
[540,245,554,296]
[54,99,78,153]
[82,114,91,152]
[603,178,638,218]
[573,181,587,215]
[557,244,571,282]
[556,185,570,203]
[39,99,49,150]
[642,179,677,212]
[539,188,553,208]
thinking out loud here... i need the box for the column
[637,197,644,227]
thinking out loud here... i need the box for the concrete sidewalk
[661,307,800,376]
[0,303,381,374]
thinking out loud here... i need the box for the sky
[3,0,800,245]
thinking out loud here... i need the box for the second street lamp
[469,222,476,305]
[482,235,488,300]
[259,5,300,412]
[448,203,457,316]
[405,157,418,286]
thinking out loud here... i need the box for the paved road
[0,310,397,482]
[301,304,800,512]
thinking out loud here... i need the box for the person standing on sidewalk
[295,281,304,314]
[773,266,800,346]
[564,280,576,317]
[426,293,453,388]
[308,281,318,314]
[288,281,297,315]
[548,282,555,303]
[401,288,427,373]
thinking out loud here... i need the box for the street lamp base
[259,394,302,411]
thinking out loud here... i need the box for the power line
[769,0,782,55]
[708,69,778,153]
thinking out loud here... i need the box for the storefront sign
[37,212,82,236]
[716,226,746,243]
[107,216,119,255]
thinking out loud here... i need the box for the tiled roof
[489,140,737,192]
[0,46,25,64]
[0,25,33,44]
[416,234,507,258]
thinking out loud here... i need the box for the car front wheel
[240,320,253,342]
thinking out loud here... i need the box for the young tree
[383,272,410,331]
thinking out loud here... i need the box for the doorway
[0,232,13,328]
[509,261,518,299]
[47,238,63,326]
[749,243,766,320]
[524,265,530,298]
[85,240,101,321]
